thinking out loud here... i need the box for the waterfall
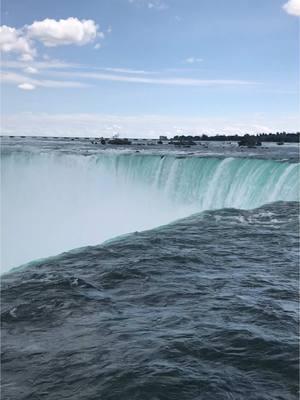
[1,151,299,272]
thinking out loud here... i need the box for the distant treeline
[171,132,300,143]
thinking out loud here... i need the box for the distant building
[159,136,168,140]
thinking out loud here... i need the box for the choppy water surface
[1,137,299,399]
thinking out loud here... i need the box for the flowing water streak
[200,157,233,210]
[99,154,299,207]
[270,162,299,201]
[1,151,299,272]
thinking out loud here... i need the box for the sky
[0,0,299,137]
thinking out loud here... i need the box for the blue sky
[1,0,299,137]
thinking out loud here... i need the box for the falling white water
[1,151,299,273]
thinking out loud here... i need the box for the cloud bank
[2,113,298,138]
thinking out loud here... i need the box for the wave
[1,151,299,272]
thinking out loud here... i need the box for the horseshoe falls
[1,150,299,273]
[1,138,300,400]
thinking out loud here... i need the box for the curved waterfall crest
[1,151,299,271]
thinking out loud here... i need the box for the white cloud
[149,0,168,10]
[185,57,203,64]
[2,71,89,89]
[1,57,256,90]
[103,67,153,75]
[27,17,100,47]
[1,17,102,64]
[18,83,36,90]
[129,0,168,10]
[3,113,297,138]
[0,25,35,60]
[1,59,77,71]
[53,70,256,87]
[20,53,35,62]
[24,66,38,74]
[0,59,213,78]
[283,0,300,16]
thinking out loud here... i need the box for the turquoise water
[1,150,299,272]
[98,153,299,208]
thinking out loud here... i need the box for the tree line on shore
[171,132,300,143]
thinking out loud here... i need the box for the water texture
[1,202,299,400]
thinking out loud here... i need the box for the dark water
[2,202,299,400]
